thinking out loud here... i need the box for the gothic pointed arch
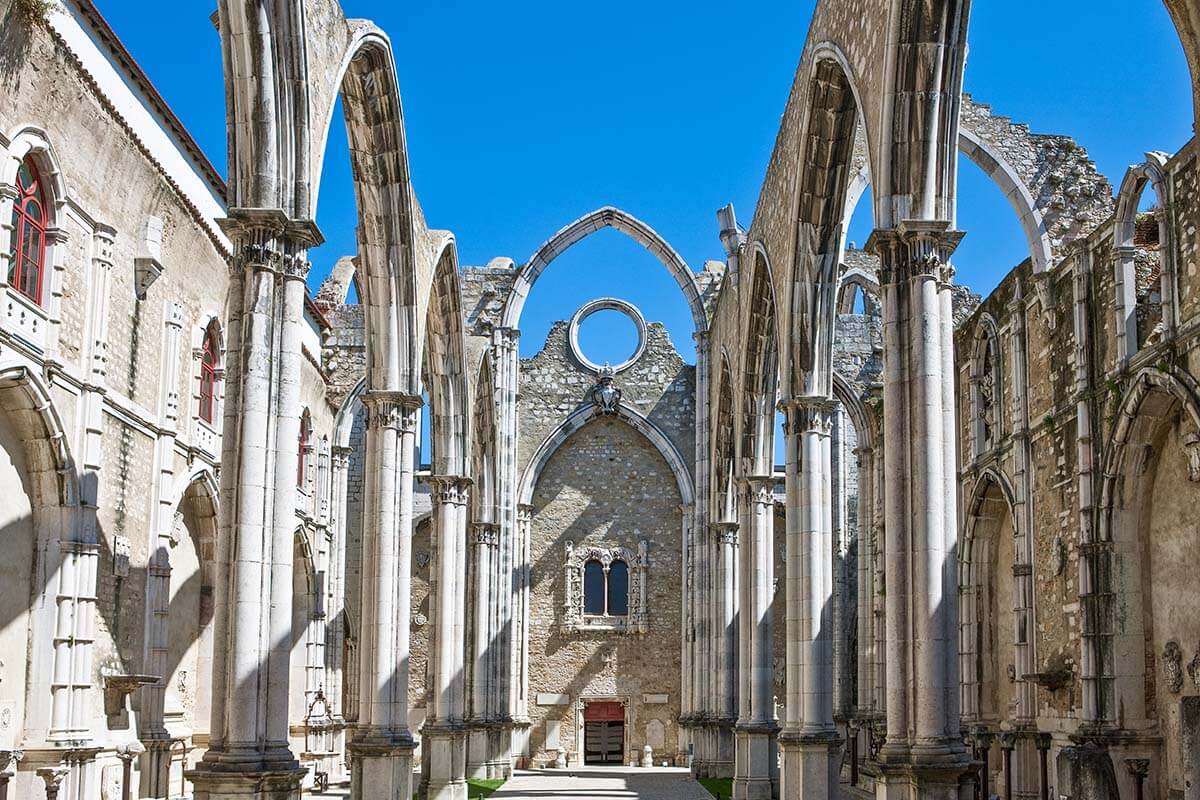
[1091,366,1200,727]
[517,400,694,508]
[713,352,737,523]
[1114,153,1176,359]
[501,206,707,333]
[738,245,780,476]
[423,234,469,477]
[791,48,865,399]
[471,353,498,523]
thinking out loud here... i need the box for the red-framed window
[8,157,48,304]
[199,324,220,423]
[297,413,311,487]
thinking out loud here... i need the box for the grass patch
[698,777,734,799]
[467,778,506,798]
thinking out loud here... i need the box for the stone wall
[526,417,684,766]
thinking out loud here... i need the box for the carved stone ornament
[1051,534,1067,577]
[415,551,431,569]
[1163,640,1184,694]
[562,541,648,635]
[1183,431,1200,483]
[412,611,428,629]
[590,367,622,416]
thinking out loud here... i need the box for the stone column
[327,445,352,743]
[869,222,969,800]
[712,520,740,778]
[467,521,500,779]
[690,330,712,770]
[187,209,321,800]
[426,476,472,800]
[141,299,187,793]
[349,391,421,800]
[733,477,777,800]
[854,445,875,720]
[493,327,521,771]
[779,398,840,800]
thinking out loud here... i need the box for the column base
[779,730,842,800]
[872,751,972,800]
[184,766,305,800]
[708,719,737,779]
[733,723,778,800]
[425,723,468,800]
[348,736,416,800]
[466,722,511,780]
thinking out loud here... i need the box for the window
[297,412,311,487]
[582,558,629,617]
[8,157,48,304]
[199,323,220,423]
[565,544,647,633]
[607,560,629,616]
[584,560,606,614]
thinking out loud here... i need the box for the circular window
[568,298,647,374]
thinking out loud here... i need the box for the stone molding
[561,540,649,635]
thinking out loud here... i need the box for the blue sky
[96,1,1194,367]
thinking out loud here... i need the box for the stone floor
[309,767,713,799]
[490,767,713,799]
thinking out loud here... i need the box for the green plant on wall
[12,0,56,26]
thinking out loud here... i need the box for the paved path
[491,767,713,799]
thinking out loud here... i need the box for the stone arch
[790,51,863,399]
[0,362,78,510]
[471,353,498,523]
[835,266,880,315]
[958,467,1017,723]
[712,353,737,523]
[1114,152,1175,360]
[423,235,470,477]
[1164,0,1200,133]
[500,206,707,333]
[517,401,694,508]
[830,372,874,453]
[319,27,421,392]
[842,126,1057,274]
[738,244,779,476]
[1092,367,1200,726]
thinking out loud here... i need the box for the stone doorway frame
[574,695,630,767]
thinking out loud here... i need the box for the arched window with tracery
[583,560,606,614]
[8,157,48,304]
[199,322,220,423]
[607,559,629,616]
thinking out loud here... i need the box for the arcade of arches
[0,1,1198,799]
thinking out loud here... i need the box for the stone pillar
[493,327,521,772]
[426,477,472,800]
[869,222,969,800]
[690,330,712,770]
[349,392,421,800]
[326,445,352,737]
[733,477,777,800]
[854,445,875,720]
[187,209,321,800]
[779,399,840,800]
[712,520,740,778]
[467,522,500,779]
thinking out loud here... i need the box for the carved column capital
[738,476,777,508]
[217,207,324,280]
[779,396,837,436]
[429,475,472,507]
[471,522,500,548]
[517,503,535,525]
[866,221,964,286]
[710,520,740,546]
[362,390,423,432]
